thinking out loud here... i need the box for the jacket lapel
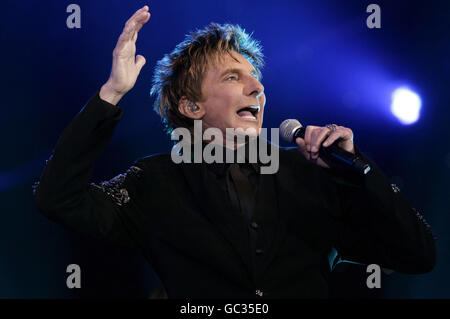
[256,148,304,277]
[257,168,289,274]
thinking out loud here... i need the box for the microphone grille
[280,119,303,142]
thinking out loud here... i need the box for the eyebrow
[219,68,259,79]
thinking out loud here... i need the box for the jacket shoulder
[135,153,174,170]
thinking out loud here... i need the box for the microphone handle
[293,127,371,175]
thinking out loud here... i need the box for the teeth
[248,105,260,113]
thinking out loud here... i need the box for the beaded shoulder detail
[390,183,401,193]
[90,166,143,206]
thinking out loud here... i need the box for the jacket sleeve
[33,91,149,253]
[327,146,436,274]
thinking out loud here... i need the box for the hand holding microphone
[280,119,371,175]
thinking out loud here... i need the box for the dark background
[0,0,448,298]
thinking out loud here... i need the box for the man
[33,6,436,298]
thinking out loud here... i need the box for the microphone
[280,119,371,175]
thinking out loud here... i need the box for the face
[198,51,266,143]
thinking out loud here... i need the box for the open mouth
[236,105,260,120]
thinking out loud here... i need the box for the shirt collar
[190,140,261,177]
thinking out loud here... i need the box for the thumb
[135,54,146,72]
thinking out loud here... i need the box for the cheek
[203,100,235,127]
[203,86,243,127]
[213,93,240,118]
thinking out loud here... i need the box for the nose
[245,75,265,98]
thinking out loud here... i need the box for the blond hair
[150,23,264,135]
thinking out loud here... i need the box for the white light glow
[391,87,421,125]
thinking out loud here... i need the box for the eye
[225,75,238,81]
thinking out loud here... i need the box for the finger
[310,127,331,159]
[135,54,146,71]
[115,11,150,55]
[309,128,320,159]
[296,137,330,168]
[131,11,151,42]
[295,136,306,151]
[311,127,331,152]
[295,137,311,161]
[323,127,353,147]
[304,126,317,152]
[125,5,149,27]
[135,10,151,32]
[121,11,149,42]
[120,7,150,43]
[115,25,136,52]
[142,10,151,24]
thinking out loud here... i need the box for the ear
[178,96,205,120]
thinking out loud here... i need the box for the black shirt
[200,141,279,282]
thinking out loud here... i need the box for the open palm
[100,6,150,104]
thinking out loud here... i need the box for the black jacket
[33,91,436,298]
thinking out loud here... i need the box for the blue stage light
[391,87,422,125]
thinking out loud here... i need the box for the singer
[33,6,436,298]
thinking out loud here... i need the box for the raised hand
[100,5,151,105]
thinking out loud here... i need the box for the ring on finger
[326,124,337,132]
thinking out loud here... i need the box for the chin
[233,123,261,137]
